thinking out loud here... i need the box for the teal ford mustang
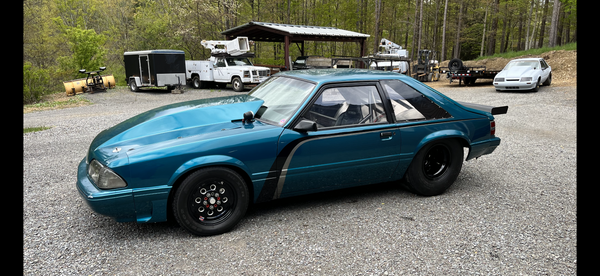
[77,69,507,236]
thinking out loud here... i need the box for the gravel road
[23,82,576,275]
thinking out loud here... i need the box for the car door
[213,57,230,82]
[273,82,402,198]
[539,59,550,83]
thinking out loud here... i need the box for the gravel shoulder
[23,83,576,275]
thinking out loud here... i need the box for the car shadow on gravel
[244,180,415,218]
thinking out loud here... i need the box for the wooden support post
[284,35,290,71]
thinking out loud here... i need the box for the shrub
[23,62,51,104]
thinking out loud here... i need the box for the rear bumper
[467,137,501,161]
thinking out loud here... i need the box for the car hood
[499,66,535,78]
[87,95,265,165]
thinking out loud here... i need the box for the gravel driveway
[23,83,576,275]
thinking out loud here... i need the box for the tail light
[490,121,496,136]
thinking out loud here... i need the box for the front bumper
[76,158,136,222]
[493,81,537,91]
[244,76,270,84]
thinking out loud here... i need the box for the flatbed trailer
[441,66,501,86]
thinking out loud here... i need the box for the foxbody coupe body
[493,58,552,92]
[77,69,507,236]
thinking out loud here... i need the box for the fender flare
[413,130,471,155]
[166,155,251,187]
[128,76,141,87]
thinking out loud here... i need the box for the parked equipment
[370,38,410,74]
[412,49,440,82]
[186,37,270,92]
[441,58,501,86]
[64,66,115,96]
[124,50,186,92]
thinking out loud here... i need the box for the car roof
[509,58,543,61]
[277,68,410,85]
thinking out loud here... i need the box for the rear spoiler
[457,101,508,115]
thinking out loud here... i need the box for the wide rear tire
[405,139,464,196]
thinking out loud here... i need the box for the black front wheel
[405,139,464,196]
[172,167,249,236]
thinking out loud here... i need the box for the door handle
[380,131,394,140]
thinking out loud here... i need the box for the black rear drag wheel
[405,139,464,196]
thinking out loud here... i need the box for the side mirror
[294,119,317,132]
[242,111,254,124]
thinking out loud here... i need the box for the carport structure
[221,21,370,70]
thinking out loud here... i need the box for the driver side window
[215,58,226,67]
[302,85,387,128]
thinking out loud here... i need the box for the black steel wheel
[172,167,249,236]
[405,139,463,196]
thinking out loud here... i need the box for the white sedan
[493,58,552,92]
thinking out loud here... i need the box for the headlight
[520,77,532,82]
[87,159,127,189]
[243,71,250,78]
[494,78,504,82]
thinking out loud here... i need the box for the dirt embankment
[436,49,577,87]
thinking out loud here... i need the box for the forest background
[23,0,577,104]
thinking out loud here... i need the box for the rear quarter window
[381,79,451,122]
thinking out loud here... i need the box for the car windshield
[248,76,316,126]
[504,60,539,70]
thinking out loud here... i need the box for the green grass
[24,94,92,114]
[24,126,52,134]
[474,42,577,61]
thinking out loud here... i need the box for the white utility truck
[185,37,271,92]
[369,38,409,74]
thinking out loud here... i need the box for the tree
[548,0,561,47]
[441,0,449,61]
[55,24,107,79]
[486,0,500,56]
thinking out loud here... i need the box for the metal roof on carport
[221,21,370,70]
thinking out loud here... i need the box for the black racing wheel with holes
[172,167,249,236]
[405,139,464,196]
